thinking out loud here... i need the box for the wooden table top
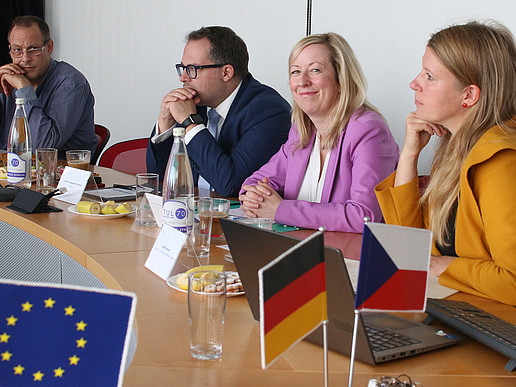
[1,166,515,386]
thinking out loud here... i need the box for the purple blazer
[241,109,399,232]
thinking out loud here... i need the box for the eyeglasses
[9,41,49,58]
[175,63,228,79]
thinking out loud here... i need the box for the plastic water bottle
[162,126,194,233]
[7,98,32,188]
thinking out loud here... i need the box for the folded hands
[239,177,282,220]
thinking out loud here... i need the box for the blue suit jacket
[146,74,291,196]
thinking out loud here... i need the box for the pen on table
[112,184,136,190]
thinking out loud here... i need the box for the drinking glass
[211,198,230,238]
[36,148,58,194]
[136,173,159,226]
[65,150,91,170]
[187,197,213,263]
[237,217,274,230]
[188,271,226,360]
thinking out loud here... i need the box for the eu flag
[0,280,136,386]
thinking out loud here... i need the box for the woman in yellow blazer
[375,21,516,306]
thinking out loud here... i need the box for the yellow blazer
[375,124,516,305]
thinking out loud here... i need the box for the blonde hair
[421,20,516,246]
[289,33,380,150]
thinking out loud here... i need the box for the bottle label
[7,152,30,184]
[163,199,189,233]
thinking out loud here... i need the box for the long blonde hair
[289,33,380,150]
[421,21,516,246]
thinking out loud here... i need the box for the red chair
[92,124,111,165]
[418,175,430,195]
[98,138,149,175]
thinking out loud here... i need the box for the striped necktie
[208,108,221,139]
[198,109,221,190]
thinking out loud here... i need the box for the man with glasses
[0,15,96,158]
[146,26,291,196]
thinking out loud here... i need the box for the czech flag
[355,223,432,312]
[0,279,136,386]
[259,231,327,369]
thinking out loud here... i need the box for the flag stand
[320,226,329,387]
[323,319,329,387]
[347,310,360,387]
[347,217,369,387]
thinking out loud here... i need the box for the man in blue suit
[146,26,291,197]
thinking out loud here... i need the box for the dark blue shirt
[0,59,96,158]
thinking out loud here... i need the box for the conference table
[1,166,515,386]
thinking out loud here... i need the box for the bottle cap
[173,126,186,136]
[15,98,26,105]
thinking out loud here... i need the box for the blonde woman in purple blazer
[239,33,399,232]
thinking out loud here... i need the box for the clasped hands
[158,87,200,134]
[239,177,282,219]
[0,63,31,96]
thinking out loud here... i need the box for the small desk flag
[0,279,136,386]
[259,231,327,368]
[354,223,432,312]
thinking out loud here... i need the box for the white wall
[314,0,516,173]
[45,0,304,152]
[45,0,516,173]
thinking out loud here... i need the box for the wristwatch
[179,113,203,128]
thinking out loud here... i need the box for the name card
[144,224,186,280]
[146,193,164,227]
[54,166,91,204]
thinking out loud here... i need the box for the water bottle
[162,126,194,233]
[7,98,32,188]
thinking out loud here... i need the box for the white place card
[54,166,92,204]
[144,224,186,281]
[146,193,163,227]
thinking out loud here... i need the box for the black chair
[91,124,111,165]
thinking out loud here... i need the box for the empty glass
[188,271,226,360]
[35,148,58,194]
[187,197,213,262]
[136,173,159,226]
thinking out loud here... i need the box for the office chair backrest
[92,124,111,165]
[98,138,148,175]
[418,175,430,196]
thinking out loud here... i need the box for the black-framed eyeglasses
[9,41,49,58]
[175,63,229,79]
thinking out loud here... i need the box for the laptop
[221,218,463,365]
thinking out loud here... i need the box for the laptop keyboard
[365,326,421,352]
[425,299,516,371]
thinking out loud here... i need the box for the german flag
[259,231,327,368]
